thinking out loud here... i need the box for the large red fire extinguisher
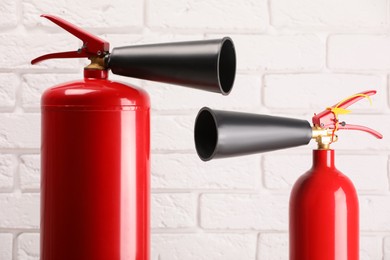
[194,90,382,260]
[32,15,236,260]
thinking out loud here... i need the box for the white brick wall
[0,74,18,110]
[0,155,17,190]
[0,1,389,259]
[328,35,390,70]
[257,233,384,260]
[17,233,39,260]
[0,2,18,29]
[152,193,197,229]
[201,194,289,231]
[0,193,39,229]
[0,233,13,260]
[152,233,257,260]
[270,0,387,30]
[19,155,40,191]
[385,236,390,260]
[225,34,324,71]
[147,0,268,31]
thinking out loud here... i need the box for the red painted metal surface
[289,149,359,260]
[41,69,150,260]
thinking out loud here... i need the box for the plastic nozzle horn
[312,90,383,139]
[194,107,312,161]
[31,14,109,64]
[107,38,236,95]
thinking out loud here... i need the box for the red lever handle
[330,90,376,109]
[330,124,383,139]
[31,14,109,64]
[312,89,382,140]
[313,90,376,127]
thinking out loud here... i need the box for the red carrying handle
[312,90,382,139]
[31,14,109,64]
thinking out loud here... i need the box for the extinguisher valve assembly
[194,90,383,160]
[311,90,383,149]
[31,14,237,95]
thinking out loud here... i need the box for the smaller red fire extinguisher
[32,14,236,260]
[193,90,382,260]
[290,90,382,260]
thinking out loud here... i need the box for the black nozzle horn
[107,37,236,95]
[194,107,313,161]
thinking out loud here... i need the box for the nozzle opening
[218,38,236,95]
[194,108,218,161]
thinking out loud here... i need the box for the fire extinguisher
[32,14,236,260]
[194,90,382,260]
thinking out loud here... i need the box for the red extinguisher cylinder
[41,70,150,260]
[289,149,359,260]
[32,14,237,260]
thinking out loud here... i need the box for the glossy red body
[289,149,359,260]
[41,69,150,260]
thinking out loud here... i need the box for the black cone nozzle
[107,38,236,95]
[194,107,313,161]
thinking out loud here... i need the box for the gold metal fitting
[85,56,106,70]
[312,127,337,150]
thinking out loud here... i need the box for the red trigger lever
[31,14,109,64]
[312,90,383,139]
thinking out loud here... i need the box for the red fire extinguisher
[32,15,236,260]
[194,90,382,260]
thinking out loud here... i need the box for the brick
[151,115,193,151]
[147,0,267,31]
[151,193,196,228]
[0,73,18,109]
[360,195,390,231]
[263,154,389,192]
[264,74,386,111]
[271,0,387,29]
[144,74,261,111]
[385,236,390,260]
[263,154,311,190]
[0,193,39,229]
[0,1,18,28]
[360,236,382,260]
[227,35,324,71]
[256,233,382,260]
[21,74,79,109]
[388,77,390,107]
[257,233,288,260]
[0,33,79,70]
[23,0,143,29]
[20,155,40,191]
[0,154,16,190]
[328,35,390,70]
[338,155,388,192]
[17,233,40,260]
[0,114,40,149]
[0,233,13,260]
[152,233,257,260]
[200,193,289,230]
[151,153,260,190]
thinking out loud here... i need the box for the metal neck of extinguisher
[310,90,383,150]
